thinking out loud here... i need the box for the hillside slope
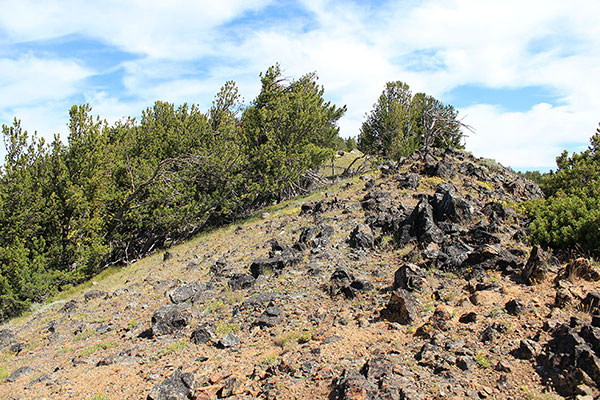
[1,148,599,400]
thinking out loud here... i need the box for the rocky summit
[1,148,599,399]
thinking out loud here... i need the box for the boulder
[151,304,192,336]
[348,224,374,249]
[298,223,334,248]
[393,263,426,291]
[168,282,202,304]
[6,366,34,382]
[380,289,419,325]
[397,173,420,190]
[431,183,475,223]
[521,245,547,285]
[228,273,255,290]
[147,368,194,400]
[218,333,240,348]
[190,323,216,345]
[84,290,108,302]
[407,199,445,245]
[254,306,283,328]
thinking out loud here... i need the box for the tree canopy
[358,81,465,159]
[0,65,346,320]
[526,123,600,256]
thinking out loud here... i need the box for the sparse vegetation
[79,341,118,357]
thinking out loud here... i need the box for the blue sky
[1,0,599,171]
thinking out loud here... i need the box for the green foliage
[0,65,346,320]
[242,64,346,201]
[79,341,118,357]
[358,81,464,159]
[526,123,600,255]
[475,353,491,368]
[517,170,545,185]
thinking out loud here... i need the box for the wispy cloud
[1,0,599,170]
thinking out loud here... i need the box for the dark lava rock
[298,223,335,248]
[255,306,283,328]
[218,333,240,348]
[331,357,424,400]
[83,290,108,302]
[151,304,192,336]
[163,251,173,262]
[0,329,14,349]
[228,273,255,290]
[7,366,34,382]
[540,322,600,396]
[380,289,419,325]
[505,298,526,316]
[514,339,541,360]
[459,312,478,324]
[168,282,201,303]
[431,183,475,224]
[190,323,216,344]
[348,224,374,249]
[329,268,373,298]
[480,323,507,342]
[250,250,301,278]
[407,199,445,245]
[147,368,194,400]
[424,161,454,179]
[521,245,547,285]
[60,300,78,313]
[397,173,421,190]
[393,263,426,291]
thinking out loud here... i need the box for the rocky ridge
[1,148,599,399]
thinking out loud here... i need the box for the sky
[1,0,599,172]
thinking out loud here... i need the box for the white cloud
[1,0,599,169]
[0,0,273,59]
[0,55,91,108]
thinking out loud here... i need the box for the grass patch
[127,319,139,330]
[203,299,226,313]
[80,341,118,357]
[262,354,278,365]
[475,353,491,368]
[475,180,494,191]
[74,329,95,341]
[50,265,123,303]
[151,340,188,359]
[89,395,112,400]
[0,365,9,380]
[215,322,241,335]
[274,330,311,348]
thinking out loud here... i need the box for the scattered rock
[83,290,108,302]
[7,366,34,382]
[228,273,255,290]
[380,289,419,325]
[521,245,547,284]
[147,368,194,400]
[190,324,216,344]
[514,339,541,360]
[151,304,192,336]
[163,251,174,262]
[459,312,477,324]
[218,333,240,348]
[505,298,526,316]
[394,263,426,291]
[168,282,202,303]
[348,224,374,249]
[254,306,283,328]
